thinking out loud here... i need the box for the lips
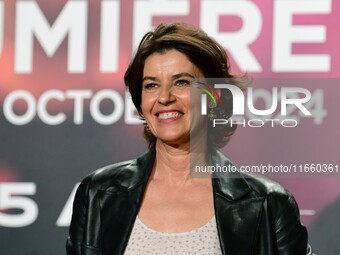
[156,111,183,120]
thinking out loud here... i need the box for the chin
[156,134,190,146]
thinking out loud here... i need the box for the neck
[151,138,209,187]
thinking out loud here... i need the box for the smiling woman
[66,23,313,255]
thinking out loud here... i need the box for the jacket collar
[210,150,251,200]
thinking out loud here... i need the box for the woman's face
[141,50,206,146]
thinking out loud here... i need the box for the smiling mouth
[157,112,184,120]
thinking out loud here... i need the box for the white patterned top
[124,216,222,255]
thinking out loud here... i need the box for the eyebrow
[142,72,195,82]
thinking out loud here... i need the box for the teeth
[158,112,183,120]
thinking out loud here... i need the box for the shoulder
[211,151,292,203]
[242,173,300,213]
[78,148,155,194]
[243,173,290,198]
[81,159,139,191]
[212,150,298,209]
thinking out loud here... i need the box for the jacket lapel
[99,148,156,255]
[211,151,265,255]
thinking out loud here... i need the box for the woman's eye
[143,83,158,90]
[175,80,190,87]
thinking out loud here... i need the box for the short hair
[124,22,244,149]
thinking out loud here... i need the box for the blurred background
[0,0,339,254]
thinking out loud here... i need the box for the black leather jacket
[66,147,313,255]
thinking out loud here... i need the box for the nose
[157,85,176,105]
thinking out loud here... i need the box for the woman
[66,23,313,255]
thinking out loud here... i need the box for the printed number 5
[0,183,38,227]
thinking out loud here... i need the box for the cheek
[188,89,203,108]
[141,93,155,114]
[175,89,191,107]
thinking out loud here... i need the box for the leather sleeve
[66,179,89,255]
[268,192,314,255]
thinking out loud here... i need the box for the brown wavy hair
[124,23,245,149]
